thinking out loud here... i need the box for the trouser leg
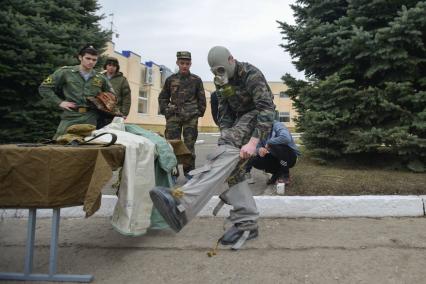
[220,180,259,225]
[179,145,241,221]
[150,145,241,231]
[182,117,198,175]
[165,117,183,178]
[96,113,113,129]
[165,117,183,141]
[251,154,281,175]
[268,145,297,178]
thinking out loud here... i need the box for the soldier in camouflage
[39,45,114,138]
[158,51,206,179]
[149,46,275,250]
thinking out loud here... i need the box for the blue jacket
[258,121,300,156]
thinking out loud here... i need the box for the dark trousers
[96,113,114,129]
[247,144,297,178]
[165,116,198,175]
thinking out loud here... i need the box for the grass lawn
[285,153,426,196]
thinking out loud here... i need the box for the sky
[97,0,304,82]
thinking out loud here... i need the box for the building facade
[103,42,298,132]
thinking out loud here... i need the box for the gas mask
[211,66,228,86]
[208,46,236,87]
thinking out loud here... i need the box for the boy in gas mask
[150,46,275,249]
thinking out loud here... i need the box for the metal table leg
[0,208,94,282]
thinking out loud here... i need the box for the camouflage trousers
[165,115,198,174]
[218,109,259,187]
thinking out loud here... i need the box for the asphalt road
[1,217,426,283]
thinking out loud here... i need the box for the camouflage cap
[176,51,191,60]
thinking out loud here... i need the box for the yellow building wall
[103,42,298,132]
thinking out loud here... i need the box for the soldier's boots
[220,221,259,250]
[149,186,187,232]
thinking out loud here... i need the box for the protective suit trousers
[177,144,259,225]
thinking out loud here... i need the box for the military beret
[176,51,191,60]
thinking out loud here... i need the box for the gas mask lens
[211,66,226,75]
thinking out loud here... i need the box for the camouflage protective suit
[218,60,276,186]
[39,65,114,138]
[149,60,275,241]
[158,72,206,175]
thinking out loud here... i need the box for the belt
[77,107,88,113]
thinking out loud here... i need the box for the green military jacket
[158,72,206,121]
[39,65,113,109]
[216,61,275,141]
[105,71,131,116]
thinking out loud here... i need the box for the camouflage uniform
[158,72,206,175]
[216,60,276,186]
[39,65,113,138]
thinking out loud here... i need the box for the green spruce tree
[278,0,426,171]
[0,0,110,143]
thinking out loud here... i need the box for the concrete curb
[1,195,425,219]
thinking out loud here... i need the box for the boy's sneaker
[245,172,255,184]
[277,176,291,185]
[266,173,278,185]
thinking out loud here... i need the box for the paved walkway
[1,217,426,283]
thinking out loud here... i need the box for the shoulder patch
[42,76,53,85]
[92,77,103,88]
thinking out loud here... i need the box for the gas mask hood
[207,46,236,86]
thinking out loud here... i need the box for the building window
[144,61,154,85]
[138,90,148,113]
[140,68,146,84]
[279,91,289,98]
[279,112,290,122]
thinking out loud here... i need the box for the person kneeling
[246,121,300,186]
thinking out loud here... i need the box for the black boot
[220,222,259,249]
[149,186,187,232]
